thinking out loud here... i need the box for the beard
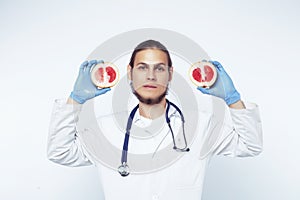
[130,82,168,105]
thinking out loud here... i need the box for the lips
[143,84,157,88]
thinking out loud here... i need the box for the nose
[147,68,156,81]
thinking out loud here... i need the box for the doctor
[47,40,263,200]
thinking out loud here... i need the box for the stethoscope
[118,99,190,177]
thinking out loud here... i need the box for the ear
[168,66,173,82]
[127,65,132,80]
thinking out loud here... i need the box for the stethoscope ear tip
[173,146,190,152]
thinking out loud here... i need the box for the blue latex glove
[70,60,111,104]
[197,61,240,105]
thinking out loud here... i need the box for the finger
[197,86,210,95]
[210,61,224,71]
[79,61,89,72]
[97,60,104,64]
[86,60,97,71]
[95,87,111,96]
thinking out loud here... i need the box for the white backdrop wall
[0,0,299,199]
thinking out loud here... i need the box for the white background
[1,0,299,199]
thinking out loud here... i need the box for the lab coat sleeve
[212,102,263,157]
[47,99,93,167]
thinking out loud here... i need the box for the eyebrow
[135,62,167,66]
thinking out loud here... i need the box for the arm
[229,100,246,109]
[47,60,111,166]
[213,101,263,157]
[47,100,92,166]
[197,61,263,157]
[67,97,80,105]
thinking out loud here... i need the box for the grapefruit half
[91,62,119,88]
[189,61,217,88]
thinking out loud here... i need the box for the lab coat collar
[133,103,180,128]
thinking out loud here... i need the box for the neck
[139,98,167,119]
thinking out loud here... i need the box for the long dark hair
[129,40,173,68]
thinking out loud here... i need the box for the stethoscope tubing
[119,99,189,177]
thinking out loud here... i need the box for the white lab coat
[47,96,263,200]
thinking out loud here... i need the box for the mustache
[130,82,169,105]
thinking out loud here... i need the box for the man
[48,40,263,199]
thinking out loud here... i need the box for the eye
[155,64,166,72]
[137,64,148,70]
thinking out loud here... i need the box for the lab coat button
[152,194,159,200]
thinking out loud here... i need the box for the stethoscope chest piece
[118,162,130,177]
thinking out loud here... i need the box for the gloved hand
[70,60,111,104]
[197,61,240,105]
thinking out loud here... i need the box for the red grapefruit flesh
[91,62,119,88]
[189,61,217,88]
[192,68,202,82]
[96,67,104,83]
[106,66,117,83]
[203,65,214,82]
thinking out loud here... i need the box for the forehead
[134,49,168,65]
